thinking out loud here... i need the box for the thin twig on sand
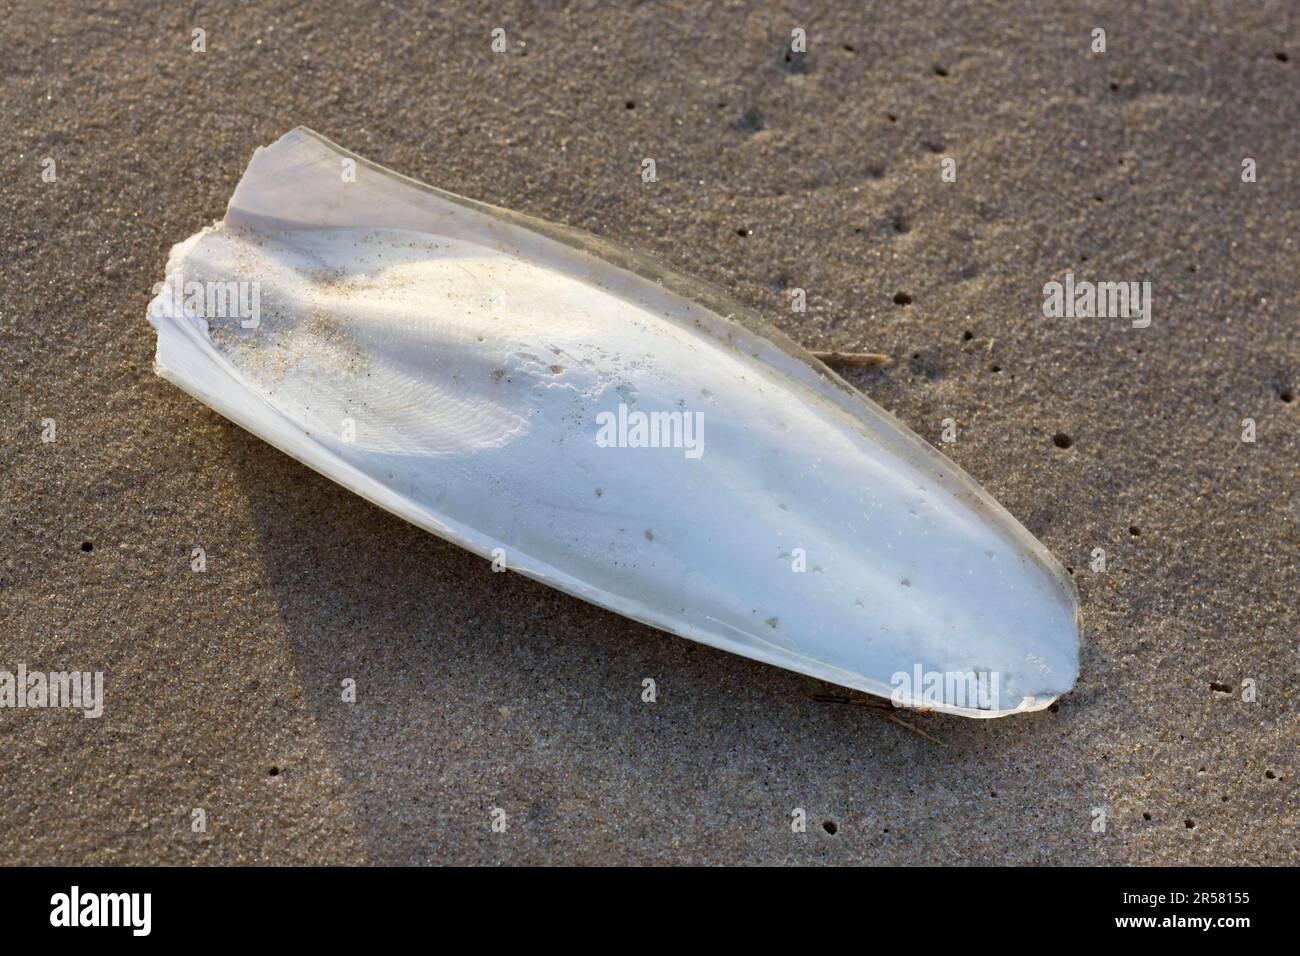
[811,692,949,747]
[810,350,890,368]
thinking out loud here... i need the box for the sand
[1,1,1295,864]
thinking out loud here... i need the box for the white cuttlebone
[147,127,1080,717]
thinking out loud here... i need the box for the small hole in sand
[1052,432,1072,449]
[962,330,973,341]
[933,65,948,77]
[268,767,281,777]
[1278,386,1294,403]
[822,820,838,834]
[1129,525,1140,536]
[1184,819,1195,829]
[1276,52,1289,62]
[81,541,94,552]
[893,291,912,306]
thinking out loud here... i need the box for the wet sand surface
[1,1,1296,864]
